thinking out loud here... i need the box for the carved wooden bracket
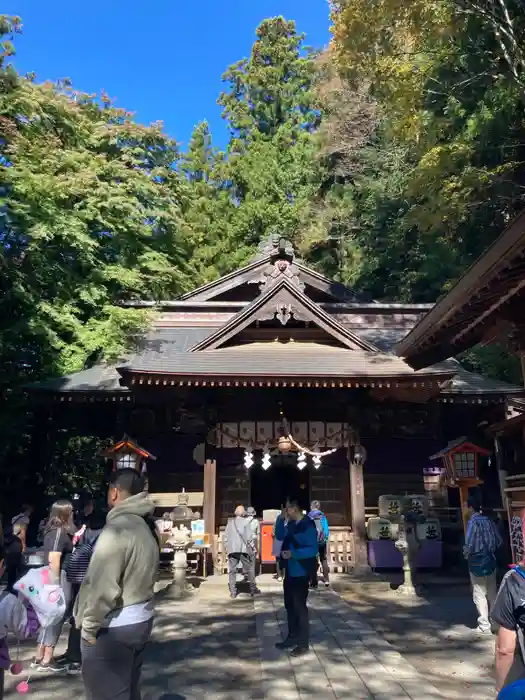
[257,259,305,292]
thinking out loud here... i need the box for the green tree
[0,15,198,496]
[321,1,525,302]
[213,17,323,264]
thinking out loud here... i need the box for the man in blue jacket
[276,501,318,657]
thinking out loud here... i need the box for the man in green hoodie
[74,468,159,700]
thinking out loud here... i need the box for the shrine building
[31,234,525,572]
[397,207,525,565]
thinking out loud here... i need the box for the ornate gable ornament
[255,234,304,293]
[189,276,379,352]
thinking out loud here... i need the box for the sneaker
[290,646,309,657]
[66,662,82,674]
[275,638,297,650]
[30,658,42,669]
[229,592,238,599]
[476,626,492,635]
[324,581,330,588]
[39,661,66,673]
[250,588,261,596]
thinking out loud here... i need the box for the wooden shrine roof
[396,208,525,369]
[29,233,525,402]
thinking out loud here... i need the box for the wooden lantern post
[103,436,156,489]
[430,438,490,535]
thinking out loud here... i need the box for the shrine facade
[31,235,525,572]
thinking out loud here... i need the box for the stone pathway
[4,582,450,699]
[341,589,497,699]
[256,589,443,700]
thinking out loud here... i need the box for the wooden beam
[203,458,217,571]
[349,447,369,574]
[451,278,525,345]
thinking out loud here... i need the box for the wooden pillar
[349,448,369,574]
[203,458,217,570]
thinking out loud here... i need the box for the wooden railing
[215,525,354,574]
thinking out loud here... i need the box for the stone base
[395,583,420,597]
[164,581,194,600]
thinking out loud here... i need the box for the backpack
[313,516,326,544]
[65,531,100,584]
[466,515,498,577]
[468,550,496,577]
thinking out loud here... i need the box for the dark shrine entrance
[250,454,310,516]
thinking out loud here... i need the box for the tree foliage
[324,0,525,302]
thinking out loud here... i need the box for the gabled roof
[179,236,364,303]
[430,438,490,459]
[189,276,378,352]
[396,208,525,368]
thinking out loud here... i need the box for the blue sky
[4,1,331,149]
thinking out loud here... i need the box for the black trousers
[283,573,309,647]
[310,543,330,587]
[66,584,82,662]
[81,620,153,700]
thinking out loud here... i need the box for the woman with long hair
[33,499,74,672]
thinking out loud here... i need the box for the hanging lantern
[297,452,307,470]
[103,436,156,474]
[430,437,490,534]
[312,454,322,470]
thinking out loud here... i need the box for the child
[0,545,40,699]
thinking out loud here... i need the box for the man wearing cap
[224,505,259,599]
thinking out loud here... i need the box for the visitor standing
[245,506,260,580]
[307,500,330,588]
[492,563,525,695]
[75,469,159,700]
[4,503,33,592]
[224,505,258,599]
[57,508,106,672]
[10,504,33,553]
[276,501,318,657]
[34,500,74,671]
[464,492,502,634]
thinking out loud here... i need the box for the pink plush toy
[14,567,67,628]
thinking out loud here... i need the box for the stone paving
[2,579,469,699]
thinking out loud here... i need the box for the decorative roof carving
[256,258,305,293]
[256,234,295,261]
[189,277,378,352]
